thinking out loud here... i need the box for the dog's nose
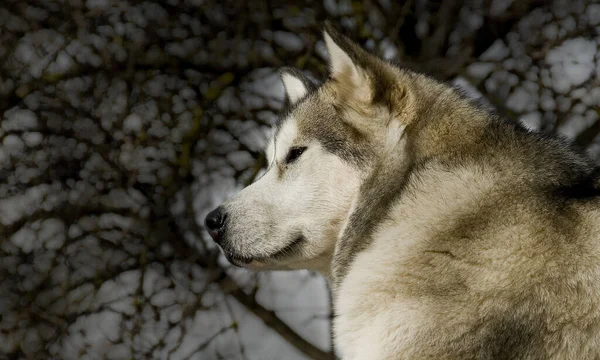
[204,207,226,242]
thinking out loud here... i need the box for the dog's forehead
[266,115,299,166]
[267,96,323,159]
[276,119,298,157]
[267,90,371,167]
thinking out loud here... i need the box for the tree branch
[220,275,336,360]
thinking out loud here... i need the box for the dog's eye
[285,147,307,164]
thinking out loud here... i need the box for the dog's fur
[208,24,600,359]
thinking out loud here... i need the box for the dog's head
[205,24,421,274]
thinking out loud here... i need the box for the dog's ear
[280,68,313,105]
[323,22,402,109]
[323,23,363,83]
[323,23,370,101]
[323,22,414,141]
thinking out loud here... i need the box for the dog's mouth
[224,235,306,267]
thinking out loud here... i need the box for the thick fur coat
[205,24,600,359]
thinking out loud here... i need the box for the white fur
[324,31,359,81]
[265,132,276,167]
[385,123,407,153]
[281,73,308,103]
[324,29,373,105]
[335,166,517,359]
[274,120,298,162]
[220,116,361,274]
[335,228,432,359]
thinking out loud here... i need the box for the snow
[573,102,587,114]
[167,305,183,323]
[13,30,66,79]
[143,265,171,297]
[557,95,572,112]
[150,289,176,307]
[467,62,496,79]
[588,4,600,25]
[86,0,110,10]
[226,150,254,171]
[4,12,28,32]
[557,113,595,139]
[3,135,25,155]
[64,310,122,357]
[506,87,535,113]
[541,94,556,111]
[490,0,513,17]
[585,87,600,106]
[243,69,285,104]
[586,109,600,124]
[22,329,42,355]
[22,132,43,147]
[256,271,331,351]
[379,38,399,60]
[274,31,304,52]
[2,108,38,131]
[323,0,338,15]
[562,16,577,32]
[39,218,66,249]
[480,39,510,61]
[0,184,50,225]
[119,270,142,289]
[11,227,37,253]
[315,40,329,62]
[123,113,143,133]
[226,120,270,152]
[571,88,588,99]
[106,344,131,360]
[208,129,238,154]
[519,112,542,131]
[452,76,485,101]
[545,38,597,94]
[48,51,74,75]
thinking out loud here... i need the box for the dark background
[1,0,599,359]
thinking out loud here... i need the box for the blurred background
[0,0,599,359]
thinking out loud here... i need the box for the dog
[205,23,600,359]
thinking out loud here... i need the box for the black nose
[204,207,226,242]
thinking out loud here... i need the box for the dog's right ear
[280,68,313,105]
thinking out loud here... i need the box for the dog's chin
[223,235,306,269]
[224,252,286,269]
[223,252,254,267]
[247,259,283,271]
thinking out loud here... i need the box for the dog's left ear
[323,23,364,86]
[322,22,401,108]
[280,68,313,105]
[323,22,414,143]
